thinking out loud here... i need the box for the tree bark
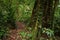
[29,0,59,40]
[42,0,54,28]
[29,0,42,40]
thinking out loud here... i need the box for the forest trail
[6,22,25,40]
[2,22,60,40]
[7,29,24,40]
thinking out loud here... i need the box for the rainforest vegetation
[0,0,60,40]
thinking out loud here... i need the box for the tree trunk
[29,0,59,40]
[29,0,42,40]
[42,0,54,28]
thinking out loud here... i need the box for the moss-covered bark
[42,0,59,29]
[29,0,59,40]
[29,0,42,40]
[42,0,54,28]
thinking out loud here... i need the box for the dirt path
[6,29,22,40]
[5,22,25,40]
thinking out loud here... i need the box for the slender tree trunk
[42,0,59,40]
[42,0,54,28]
[42,0,59,28]
[29,0,40,29]
[29,0,43,40]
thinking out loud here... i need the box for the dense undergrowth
[0,0,60,40]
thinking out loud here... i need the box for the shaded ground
[7,29,60,40]
[3,22,25,40]
[7,29,22,40]
[2,22,60,40]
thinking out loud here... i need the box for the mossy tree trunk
[42,0,59,29]
[29,0,41,28]
[42,0,59,40]
[42,0,54,28]
[29,0,59,40]
[29,0,43,40]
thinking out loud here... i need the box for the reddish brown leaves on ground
[6,22,25,40]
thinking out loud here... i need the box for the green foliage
[0,0,17,39]
[0,0,60,40]
[0,0,35,39]
[42,28,54,37]
[54,6,60,33]
[16,0,35,22]
[19,31,32,40]
[20,31,27,38]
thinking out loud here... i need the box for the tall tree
[29,0,59,40]
[29,0,42,29]
[42,0,54,29]
[29,0,43,40]
[42,0,59,29]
